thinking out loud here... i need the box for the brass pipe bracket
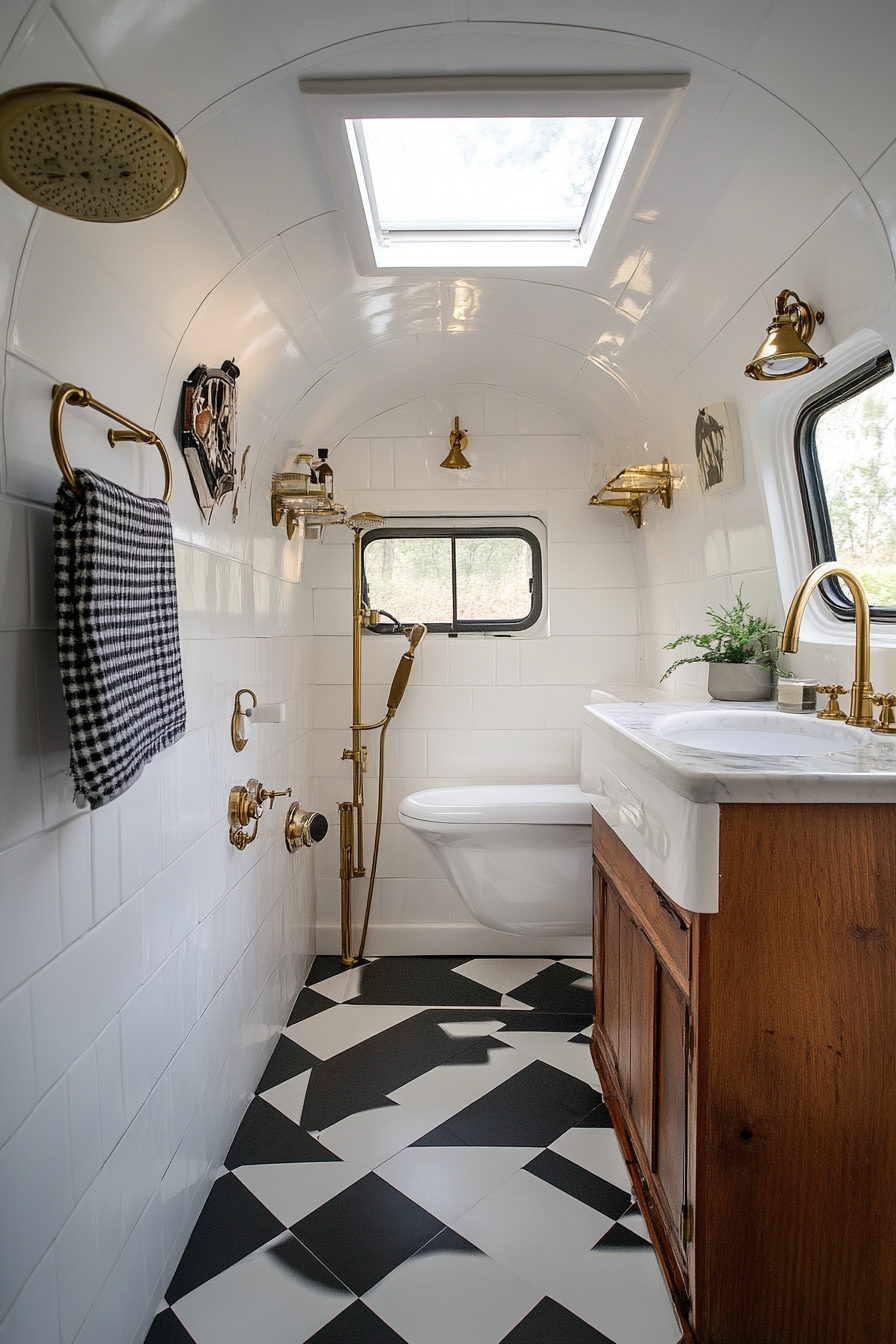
[229,778,292,849]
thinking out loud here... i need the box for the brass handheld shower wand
[338,514,426,965]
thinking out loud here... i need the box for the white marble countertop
[583,699,896,805]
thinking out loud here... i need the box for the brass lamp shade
[745,289,825,381]
[440,416,471,470]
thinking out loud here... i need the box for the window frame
[794,349,895,623]
[360,524,543,635]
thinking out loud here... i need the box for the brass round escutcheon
[285,803,329,853]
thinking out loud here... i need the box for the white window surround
[300,75,688,274]
[755,326,896,648]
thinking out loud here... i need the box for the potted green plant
[661,588,783,700]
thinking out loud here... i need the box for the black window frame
[794,349,895,623]
[360,524,543,634]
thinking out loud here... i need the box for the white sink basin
[653,710,862,757]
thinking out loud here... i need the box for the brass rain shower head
[346,511,385,531]
[0,84,187,222]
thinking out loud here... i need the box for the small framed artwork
[180,360,240,521]
[694,401,744,495]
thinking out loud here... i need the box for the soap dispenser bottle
[314,448,334,501]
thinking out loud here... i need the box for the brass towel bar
[50,382,173,503]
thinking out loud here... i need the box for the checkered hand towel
[54,469,186,809]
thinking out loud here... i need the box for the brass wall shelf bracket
[51,382,173,502]
[229,778,291,849]
[231,689,257,752]
[589,457,681,529]
[271,471,345,540]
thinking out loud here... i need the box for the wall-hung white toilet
[398,784,592,936]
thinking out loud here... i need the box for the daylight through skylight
[357,117,615,232]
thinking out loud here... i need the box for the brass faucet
[780,563,875,727]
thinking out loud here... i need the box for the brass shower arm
[51,382,173,502]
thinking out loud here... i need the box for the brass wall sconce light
[744,289,825,381]
[228,778,292,849]
[589,457,682,529]
[440,417,471,470]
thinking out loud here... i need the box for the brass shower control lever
[285,804,329,853]
[229,779,292,850]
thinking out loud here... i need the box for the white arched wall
[1,2,896,1341]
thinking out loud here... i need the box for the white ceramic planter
[707,662,773,701]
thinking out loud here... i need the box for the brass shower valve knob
[817,685,847,721]
[229,779,292,849]
[872,694,896,735]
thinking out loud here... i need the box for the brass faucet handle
[257,785,292,810]
[872,694,896,735]
[817,685,847,721]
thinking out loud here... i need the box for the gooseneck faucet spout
[780,562,874,726]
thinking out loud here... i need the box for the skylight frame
[301,75,689,274]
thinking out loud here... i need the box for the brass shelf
[271,472,346,539]
[589,457,682,529]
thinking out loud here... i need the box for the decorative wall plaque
[694,401,744,495]
[180,360,240,520]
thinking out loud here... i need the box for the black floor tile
[508,962,595,1013]
[256,1036,320,1093]
[288,987,338,1025]
[144,1309,196,1343]
[225,1097,340,1168]
[440,1058,600,1147]
[595,1222,653,1249]
[304,1299,409,1343]
[410,1123,470,1146]
[164,1174,284,1304]
[496,1012,594,1034]
[575,1102,614,1128]
[524,1149,632,1220]
[291,1171,445,1296]
[335,956,504,1007]
[299,1010,496,1131]
[306,956,366,985]
[499,1296,615,1343]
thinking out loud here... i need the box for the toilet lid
[398,784,591,825]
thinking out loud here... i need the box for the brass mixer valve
[229,779,292,849]
[872,693,896,735]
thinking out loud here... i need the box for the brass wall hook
[231,688,257,752]
[440,416,471,470]
[229,779,292,849]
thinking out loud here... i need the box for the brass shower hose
[356,715,391,962]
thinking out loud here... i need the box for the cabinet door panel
[627,912,657,1156]
[599,872,623,1076]
[654,965,688,1249]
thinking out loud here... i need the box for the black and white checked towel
[54,469,186,809]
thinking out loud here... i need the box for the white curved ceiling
[2,1,895,529]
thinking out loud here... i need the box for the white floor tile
[233,1161,369,1226]
[451,1169,613,1294]
[375,1146,540,1224]
[572,974,594,990]
[173,1233,352,1344]
[316,1103,436,1168]
[550,1243,681,1344]
[363,1241,540,1344]
[310,966,369,1003]
[500,995,534,1010]
[437,1019,505,1038]
[386,1046,531,1126]
[453,958,554,995]
[284,1005,424,1060]
[561,958,593,974]
[549,1126,632,1194]
[257,1070,311,1126]
[499,1033,601,1090]
[618,1206,652,1243]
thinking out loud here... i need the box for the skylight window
[301,76,689,273]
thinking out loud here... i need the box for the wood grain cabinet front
[590,803,896,1344]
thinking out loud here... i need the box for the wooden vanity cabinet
[591,803,896,1344]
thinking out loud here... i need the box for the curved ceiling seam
[48,2,106,86]
[0,0,52,77]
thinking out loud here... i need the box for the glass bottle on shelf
[313,448,334,501]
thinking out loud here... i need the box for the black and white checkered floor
[146,957,681,1344]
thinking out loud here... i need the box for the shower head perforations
[0,84,186,221]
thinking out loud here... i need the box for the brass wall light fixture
[745,289,825,381]
[589,457,682,528]
[0,84,186,221]
[440,417,471,470]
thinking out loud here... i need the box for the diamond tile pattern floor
[145,957,681,1344]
